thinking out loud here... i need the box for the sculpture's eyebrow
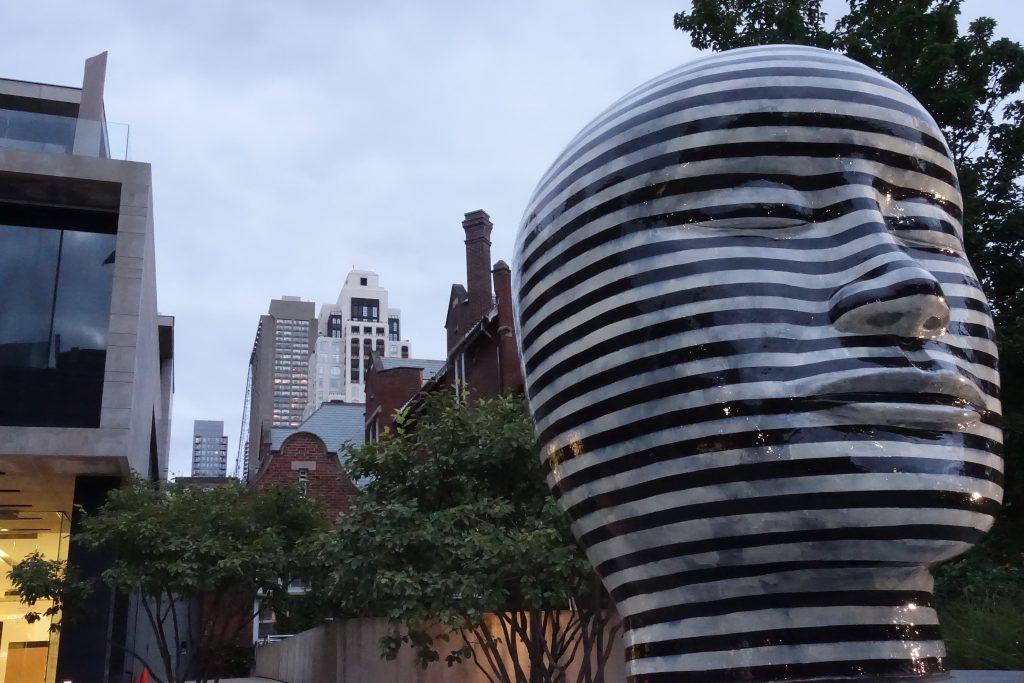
[519,141,958,279]
[543,90,944,197]
[527,111,951,250]
[517,172,960,300]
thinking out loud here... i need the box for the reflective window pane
[0,224,115,427]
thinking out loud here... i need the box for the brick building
[364,210,523,440]
[363,357,444,442]
[250,402,363,520]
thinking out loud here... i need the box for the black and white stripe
[512,45,1002,682]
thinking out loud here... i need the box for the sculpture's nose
[829,252,950,340]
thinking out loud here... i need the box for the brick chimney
[463,210,494,323]
[492,260,523,393]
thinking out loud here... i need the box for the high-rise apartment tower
[191,420,228,477]
[308,269,412,410]
[245,296,316,478]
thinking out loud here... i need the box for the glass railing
[0,108,129,160]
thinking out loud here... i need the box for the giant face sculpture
[512,45,1002,682]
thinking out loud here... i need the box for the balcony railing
[0,108,130,160]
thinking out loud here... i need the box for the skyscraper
[245,296,316,478]
[0,53,174,683]
[308,269,411,410]
[191,420,228,477]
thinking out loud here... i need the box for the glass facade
[270,318,310,427]
[0,223,115,427]
[0,109,75,154]
[0,511,71,683]
[192,434,228,478]
[0,108,130,160]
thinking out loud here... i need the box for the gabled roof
[400,306,499,416]
[444,283,468,330]
[270,402,365,454]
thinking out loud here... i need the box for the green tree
[673,0,1024,567]
[8,479,327,683]
[316,390,620,683]
[7,551,91,632]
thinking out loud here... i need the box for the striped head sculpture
[512,45,1002,683]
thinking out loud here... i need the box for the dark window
[350,369,359,382]
[362,338,372,373]
[375,340,385,356]
[0,223,115,427]
[401,345,409,359]
[350,297,379,322]
[388,317,400,341]
[327,314,344,338]
[359,277,367,286]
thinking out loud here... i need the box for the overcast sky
[1,1,1020,478]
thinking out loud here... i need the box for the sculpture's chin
[621,565,949,683]
[564,445,999,683]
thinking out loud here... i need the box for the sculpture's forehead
[545,46,954,194]
[515,46,960,269]
[599,45,946,145]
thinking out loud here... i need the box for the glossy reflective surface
[0,223,115,427]
[512,45,1002,683]
[0,108,131,159]
[0,510,70,683]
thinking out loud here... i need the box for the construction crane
[234,363,253,483]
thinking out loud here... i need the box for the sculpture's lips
[807,370,988,429]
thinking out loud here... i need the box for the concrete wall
[0,146,169,479]
[255,615,625,683]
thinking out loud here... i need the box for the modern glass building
[0,53,174,683]
[191,420,228,478]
